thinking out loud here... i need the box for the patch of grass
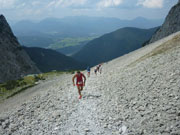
[0,70,79,102]
[49,36,97,49]
[0,74,46,102]
[128,34,180,67]
[150,35,180,56]
[41,71,64,78]
[6,85,36,99]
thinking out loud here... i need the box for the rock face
[0,15,40,83]
[149,2,180,43]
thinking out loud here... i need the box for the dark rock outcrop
[149,1,180,43]
[0,15,40,83]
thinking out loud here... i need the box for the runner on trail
[94,64,102,75]
[99,64,102,74]
[87,66,91,77]
[98,64,101,73]
[97,65,100,72]
[72,71,86,99]
[94,68,97,75]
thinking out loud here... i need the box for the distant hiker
[87,66,91,77]
[94,64,102,75]
[98,64,102,73]
[99,64,102,74]
[94,68,97,75]
[97,65,100,72]
[72,71,86,99]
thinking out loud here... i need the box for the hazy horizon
[8,15,165,24]
[0,0,178,23]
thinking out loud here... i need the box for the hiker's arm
[83,74,86,85]
[72,75,76,86]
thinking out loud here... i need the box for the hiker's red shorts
[76,81,83,87]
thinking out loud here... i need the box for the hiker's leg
[77,86,82,96]
[80,86,83,91]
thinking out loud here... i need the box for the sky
[0,0,178,22]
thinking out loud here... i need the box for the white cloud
[47,0,87,8]
[0,0,17,9]
[137,0,164,8]
[97,0,123,8]
[32,1,41,6]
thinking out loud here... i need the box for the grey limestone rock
[0,15,40,83]
[149,2,180,43]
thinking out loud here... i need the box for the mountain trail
[59,74,112,135]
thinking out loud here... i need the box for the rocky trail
[0,32,180,135]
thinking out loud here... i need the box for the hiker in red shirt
[72,71,86,99]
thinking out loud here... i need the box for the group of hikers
[94,64,102,75]
[72,64,103,99]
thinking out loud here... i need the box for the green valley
[48,36,98,49]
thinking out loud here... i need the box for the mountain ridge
[0,15,40,83]
[23,47,87,73]
[72,27,158,66]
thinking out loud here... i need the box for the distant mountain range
[72,27,159,66]
[23,47,87,73]
[12,16,163,37]
[12,16,163,49]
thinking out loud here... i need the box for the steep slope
[0,32,180,135]
[0,15,39,83]
[23,47,87,73]
[73,27,158,66]
[149,1,180,43]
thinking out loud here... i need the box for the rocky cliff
[0,15,40,83]
[149,1,180,43]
